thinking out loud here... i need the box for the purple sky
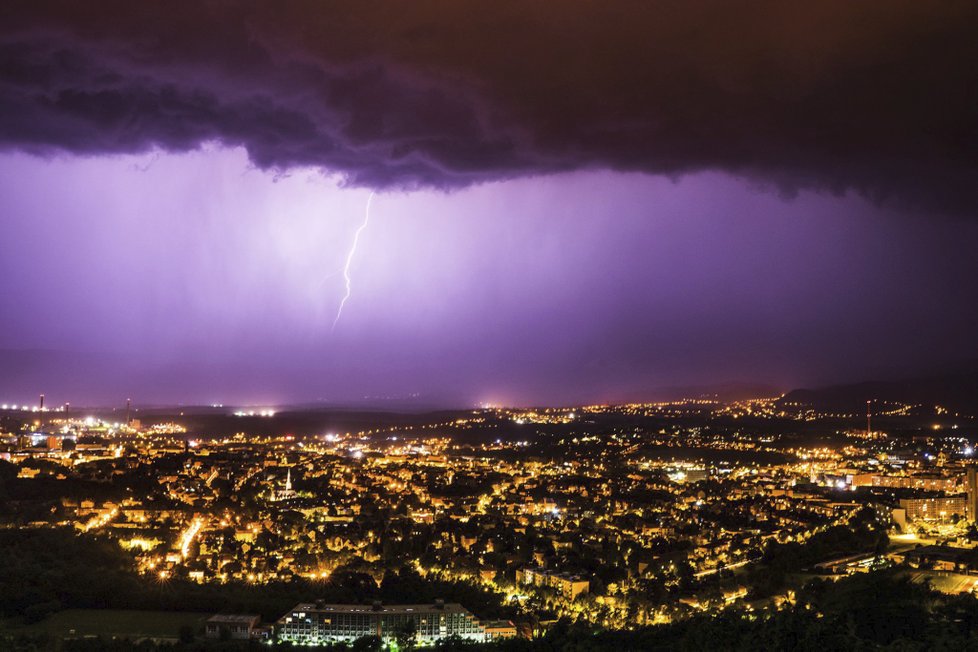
[2,148,977,406]
[1,3,977,406]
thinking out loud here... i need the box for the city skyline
[5,4,978,649]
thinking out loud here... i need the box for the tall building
[850,474,961,492]
[277,602,488,646]
[898,496,967,522]
[967,466,978,523]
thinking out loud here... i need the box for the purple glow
[2,148,977,406]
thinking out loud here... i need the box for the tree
[351,635,383,652]
[965,523,978,540]
[395,618,418,650]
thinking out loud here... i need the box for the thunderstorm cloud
[1,1,977,211]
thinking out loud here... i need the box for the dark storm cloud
[2,1,977,209]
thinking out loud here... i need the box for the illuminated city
[3,2,978,650]
[4,395,978,648]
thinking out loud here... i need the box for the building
[482,620,518,641]
[667,467,709,484]
[205,614,261,640]
[967,466,978,523]
[516,568,590,599]
[898,496,967,522]
[851,473,961,492]
[273,468,296,501]
[891,544,973,572]
[813,552,879,574]
[277,601,486,646]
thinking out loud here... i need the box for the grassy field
[907,570,978,595]
[1,609,211,640]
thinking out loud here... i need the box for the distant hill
[638,381,783,403]
[778,369,978,415]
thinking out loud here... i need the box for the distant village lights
[233,409,276,417]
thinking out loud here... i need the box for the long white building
[277,601,488,646]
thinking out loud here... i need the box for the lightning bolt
[332,191,375,331]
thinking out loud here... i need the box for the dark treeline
[0,513,963,652]
[6,571,978,651]
[0,529,507,623]
[745,507,888,598]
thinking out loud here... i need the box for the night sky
[1,1,977,407]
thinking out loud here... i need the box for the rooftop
[287,603,472,615]
[207,614,261,624]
